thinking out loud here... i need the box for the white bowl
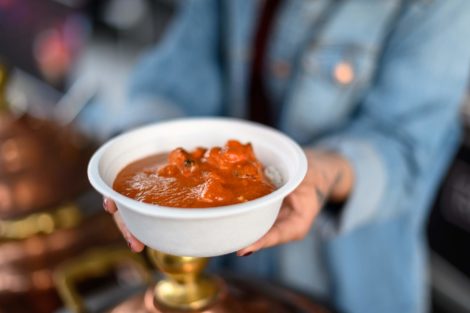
[88,118,307,257]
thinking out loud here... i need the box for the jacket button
[333,61,355,85]
[271,60,291,79]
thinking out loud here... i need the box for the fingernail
[127,240,134,251]
[103,198,109,212]
[241,251,253,257]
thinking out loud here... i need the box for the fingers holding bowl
[103,197,117,214]
[113,212,145,253]
[237,191,320,257]
[103,197,145,253]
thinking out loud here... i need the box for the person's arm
[81,0,223,137]
[123,0,223,128]
[239,0,470,254]
[315,0,470,234]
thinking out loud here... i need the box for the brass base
[147,250,219,311]
[107,275,331,313]
[154,274,219,311]
[55,247,332,313]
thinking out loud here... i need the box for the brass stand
[147,249,219,311]
[55,247,331,313]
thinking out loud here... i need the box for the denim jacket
[82,1,470,312]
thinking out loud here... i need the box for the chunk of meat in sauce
[113,140,275,208]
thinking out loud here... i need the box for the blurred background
[0,1,469,313]
[0,1,177,312]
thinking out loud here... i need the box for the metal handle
[0,203,82,241]
[54,247,152,313]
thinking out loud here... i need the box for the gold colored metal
[147,249,219,311]
[0,63,9,111]
[106,275,332,313]
[54,247,152,313]
[0,203,82,241]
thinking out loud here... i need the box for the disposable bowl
[88,118,307,257]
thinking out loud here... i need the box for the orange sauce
[113,140,276,208]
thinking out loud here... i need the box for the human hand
[102,198,145,252]
[103,149,354,255]
[236,149,354,256]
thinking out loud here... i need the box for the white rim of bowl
[87,117,307,219]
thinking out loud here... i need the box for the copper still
[55,248,334,313]
[0,64,123,313]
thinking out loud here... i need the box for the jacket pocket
[282,43,377,143]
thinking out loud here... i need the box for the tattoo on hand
[315,170,344,208]
[334,171,343,187]
[315,187,326,207]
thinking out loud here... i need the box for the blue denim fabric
[81,1,470,312]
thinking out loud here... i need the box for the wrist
[328,153,354,202]
[305,149,354,203]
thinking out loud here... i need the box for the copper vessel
[0,112,93,218]
[0,65,123,313]
[106,275,332,313]
[55,248,334,313]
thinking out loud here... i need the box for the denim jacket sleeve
[121,0,222,130]
[318,0,470,234]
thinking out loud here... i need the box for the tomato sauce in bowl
[113,140,276,208]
